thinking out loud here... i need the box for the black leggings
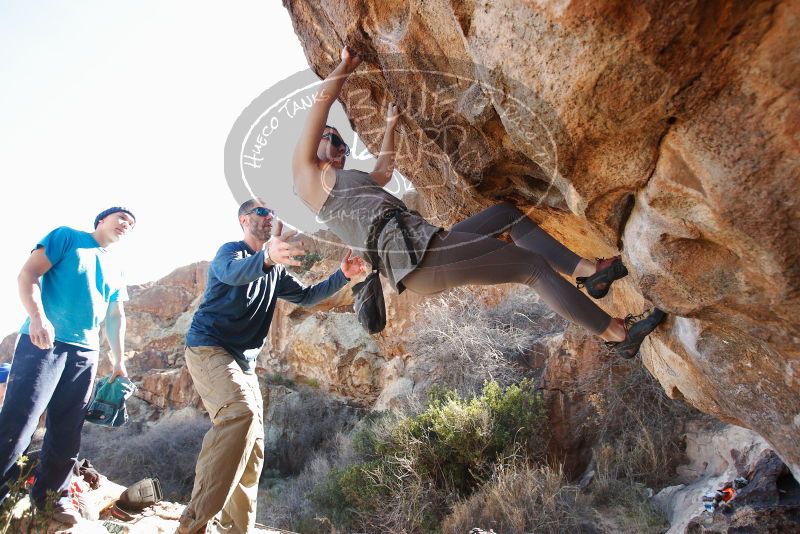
[401,202,613,335]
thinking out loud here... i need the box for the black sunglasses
[321,132,351,156]
[246,207,273,217]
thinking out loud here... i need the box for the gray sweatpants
[402,202,613,335]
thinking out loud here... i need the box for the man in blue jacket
[0,207,134,525]
[178,198,364,534]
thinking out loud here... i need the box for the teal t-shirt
[20,226,128,350]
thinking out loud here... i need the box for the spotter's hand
[340,249,366,279]
[267,221,306,267]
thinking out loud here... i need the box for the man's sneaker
[51,495,81,525]
[608,308,667,359]
[576,256,629,299]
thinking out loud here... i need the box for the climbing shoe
[576,256,629,299]
[34,494,80,525]
[53,496,81,525]
[608,308,666,359]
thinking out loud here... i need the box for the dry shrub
[579,359,700,489]
[570,357,701,532]
[443,460,590,534]
[408,287,566,395]
[339,459,442,534]
[257,432,358,532]
[589,445,669,533]
[80,409,210,501]
[263,385,363,475]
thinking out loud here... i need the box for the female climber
[291,46,665,358]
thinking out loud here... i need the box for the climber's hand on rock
[341,46,362,73]
[386,102,401,127]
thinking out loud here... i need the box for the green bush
[298,252,322,273]
[310,380,549,531]
[0,456,59,534]
[0,456,32,534]
[484,380,549,461]
[266,374,295,388]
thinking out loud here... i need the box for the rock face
[102,262,210,411]
[538,327,611,475]
[283,0,800,477]
[653,421,771,533]
[653,421,800,533]
[0,332,17,364]
[10,484,288,534]
[684,449,800,533]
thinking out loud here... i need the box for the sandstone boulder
[283,0,800,477]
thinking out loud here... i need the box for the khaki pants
[179,346,264,534]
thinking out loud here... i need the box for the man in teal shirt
[0,207,135,525]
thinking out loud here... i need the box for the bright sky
[0,1,310,335]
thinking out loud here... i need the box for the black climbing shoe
[608,308,667,359]
[576,256,629,299]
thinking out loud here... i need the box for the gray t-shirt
[317,168,440,292]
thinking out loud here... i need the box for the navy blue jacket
[186,241,348,372]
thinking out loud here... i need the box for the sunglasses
[321,132,351,156]
[246,207,274,217]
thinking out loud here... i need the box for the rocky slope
[652,421,800,533]
[282,0,800,478]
